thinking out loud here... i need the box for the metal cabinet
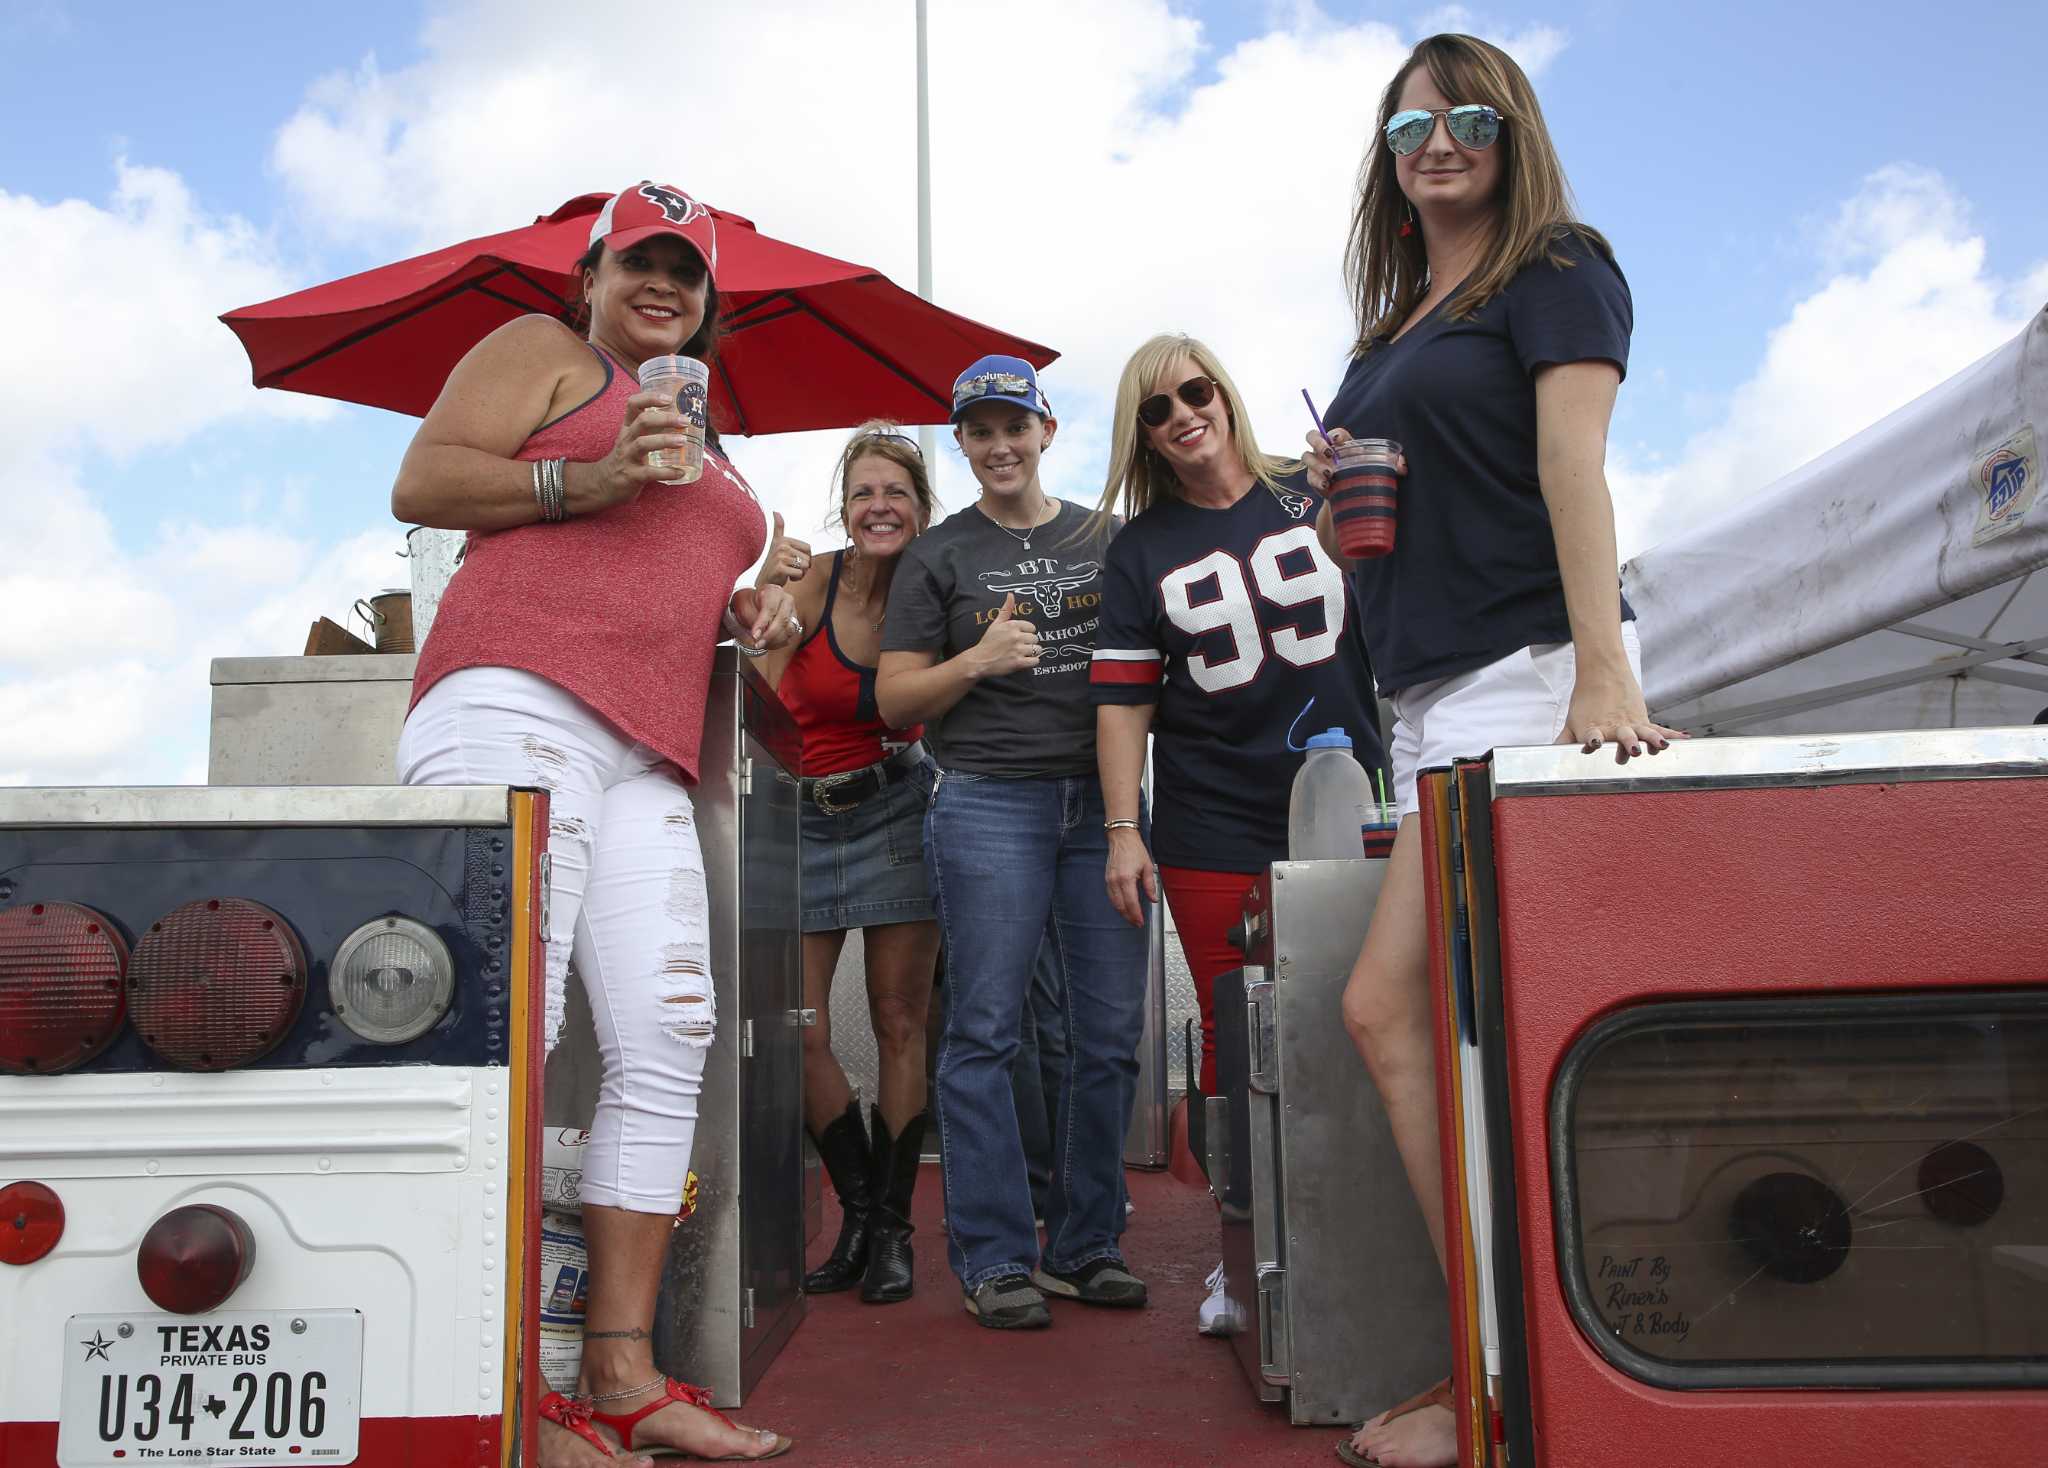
[1212,859,1448,1425]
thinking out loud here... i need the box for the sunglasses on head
[1384,103,1502,157]
[856,429,923,457]
[1137,374,1218,429]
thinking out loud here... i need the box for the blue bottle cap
[1304,728,1353,750]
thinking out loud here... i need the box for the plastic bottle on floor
[1287,729,1374,861]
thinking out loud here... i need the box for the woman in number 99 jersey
[1088,333,1388,1332]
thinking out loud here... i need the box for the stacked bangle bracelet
[531,457,568,522]
[1104,818,1141,833]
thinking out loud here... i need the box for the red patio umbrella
[221,191,1057,434]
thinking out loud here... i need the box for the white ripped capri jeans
[398,665,712,1214]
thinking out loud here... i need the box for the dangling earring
[1399,202,1416,239]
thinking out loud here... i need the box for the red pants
[1158,865,1260,1098]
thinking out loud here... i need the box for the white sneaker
[1197,1260,1230,1336]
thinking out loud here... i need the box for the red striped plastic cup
[1329,438,1402,558]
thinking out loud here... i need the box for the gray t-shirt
[881,499,1113,778]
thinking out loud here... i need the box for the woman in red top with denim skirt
[754,423,941,1306]
[393,182,796,1468]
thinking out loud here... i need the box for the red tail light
[137,1203,255,1313]
[0,1180,65,1265]
[128,899,307,1070]
[0,901,130,1074]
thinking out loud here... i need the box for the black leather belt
[800,741,927,815]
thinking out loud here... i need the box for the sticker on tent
[1971,424,2038,546]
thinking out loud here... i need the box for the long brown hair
[1343,33,1611,355]
[1096,334,1298,526]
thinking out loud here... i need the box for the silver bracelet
[531,457,568,522]
[1104,818,1142,833]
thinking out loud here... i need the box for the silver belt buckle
[813,770,862,815]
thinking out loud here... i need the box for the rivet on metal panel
[318,1159,332,1172]
[455,1154,468,1169]
[117,1323,133,1339]
[145,1161,159,1175]
[290,1319,307,1335]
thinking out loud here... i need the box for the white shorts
[1388,623,1644,819]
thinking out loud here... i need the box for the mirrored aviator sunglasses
[1384,103,1502,157]
[1137,374,1218,429]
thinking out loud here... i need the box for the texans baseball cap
[950,354,1051,423]
[589,181,719,281]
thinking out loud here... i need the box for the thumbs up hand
[971,592,1041,678]
[755,510,814,589]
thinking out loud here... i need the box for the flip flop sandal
[1333,1377,1454,1467]
[588,1376,794,1462]
[539,1392,624,1459]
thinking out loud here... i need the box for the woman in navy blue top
[1312,33,1684,1468]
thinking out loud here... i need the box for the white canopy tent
[1625,307,2048,737]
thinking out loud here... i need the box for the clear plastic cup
[637,354,710,484]
[1328,437,1402,558]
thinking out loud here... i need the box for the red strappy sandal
[539,1391,625,1459]
[587,1377,793,1462]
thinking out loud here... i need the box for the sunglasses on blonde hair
[1136,375,1218,429]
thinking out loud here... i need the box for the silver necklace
[988,499,1054,553]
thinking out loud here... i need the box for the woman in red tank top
[391,182,794,1466]
[755,424,941,1305]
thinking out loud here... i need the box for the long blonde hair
[1343,33,1611,355]
[1096,334,1298,526]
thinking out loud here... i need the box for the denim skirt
[800,755,937,933]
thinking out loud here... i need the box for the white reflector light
[328,916,455,1044]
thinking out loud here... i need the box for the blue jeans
[1014,931,1068,1221]
[926,771,1149,1290]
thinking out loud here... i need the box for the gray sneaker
[1032,1258,1148,1308]
[963,1273,1052,1329]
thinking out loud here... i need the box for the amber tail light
[138,1204,255,1313]
[128,899,307,1070]
[0,901,130,1074]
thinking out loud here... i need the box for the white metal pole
[916,0,937,469]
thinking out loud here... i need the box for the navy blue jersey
[1091,472,1387,873]
[1324,228,1634,692]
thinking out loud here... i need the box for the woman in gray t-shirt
[877,354,1151,1329]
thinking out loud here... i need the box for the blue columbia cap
[950,354,1051,423]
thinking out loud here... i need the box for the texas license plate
[56,1309,362,1466]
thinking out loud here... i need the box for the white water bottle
[1287,729,1375,861]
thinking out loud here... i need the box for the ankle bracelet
[586,1373,666,1405]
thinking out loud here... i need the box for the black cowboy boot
[803,1102,873,1294]
[860,1105,928,1304]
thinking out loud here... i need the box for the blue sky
[2,0,2045,782]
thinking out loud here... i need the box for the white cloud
[0,443,395,785]
[0,162,372,785]
[0,162,329,463]
[1612,165,2047,559]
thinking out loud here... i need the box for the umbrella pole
[916,0,938,471]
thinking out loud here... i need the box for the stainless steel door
[1264,860,1447,1425]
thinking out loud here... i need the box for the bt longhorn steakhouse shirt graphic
[881,499,1114,778]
